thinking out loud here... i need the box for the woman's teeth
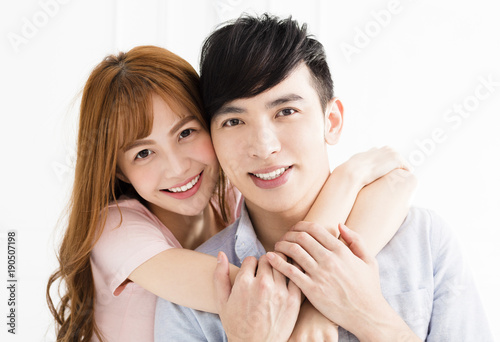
[253,167,289,180]
[167,174,200,193]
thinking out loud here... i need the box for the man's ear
[324,97,344,145]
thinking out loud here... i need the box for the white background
[1,0,499,341]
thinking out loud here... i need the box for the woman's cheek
[198,134,217,161]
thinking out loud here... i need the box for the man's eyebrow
[266,94,304,109]
[123,116,196,152]
[215,94,304,118]
[215,106,246,117]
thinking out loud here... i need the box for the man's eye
[136,149,152,159]
[277,108,297,117]
[222,118,243,127]
[179,129,195,139]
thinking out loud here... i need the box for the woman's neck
[148,203,219,250]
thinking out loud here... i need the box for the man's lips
[249,166,293,189]
[249,165,292,181]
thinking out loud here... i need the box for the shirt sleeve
[426,210,494,341]
[155,298,226,342]
[91,204,177,296]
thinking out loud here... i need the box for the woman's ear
[116,169,130,184]
[324,97,344,145]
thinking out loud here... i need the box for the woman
[46,45,414,342]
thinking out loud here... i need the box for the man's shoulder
[195,218,241,257]
[399,206,451,237]
[383,206,455,261]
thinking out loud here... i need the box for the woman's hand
[288,300,339,342]
[268,222,420,341]
[214,251,301,342]
[337,146,411,188]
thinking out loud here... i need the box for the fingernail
[267,252,275,261]
[217,251,222,263]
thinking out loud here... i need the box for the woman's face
[117,94,219,216]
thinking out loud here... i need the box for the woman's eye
[179,129,195,139]
[222,118,243,127]
[277,108,297,117]
[136,149,152,159]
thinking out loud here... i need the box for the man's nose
[247,125,281,160]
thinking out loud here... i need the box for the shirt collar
[234,200,266,264]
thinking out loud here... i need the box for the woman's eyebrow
[123,139,155,152]
[169,116,196,135]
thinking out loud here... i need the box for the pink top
[90,190,240,342]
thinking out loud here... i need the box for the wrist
[354,302,418,342]
[331,165,365,192]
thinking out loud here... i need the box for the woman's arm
[129,248,239,313]
[304,146,416,256]
[287,148,416,340]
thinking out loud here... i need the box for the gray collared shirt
[155,205,493,341]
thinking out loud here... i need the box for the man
[155,14,492,341]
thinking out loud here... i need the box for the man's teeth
[253,167,289,180]
[167,174,200,193]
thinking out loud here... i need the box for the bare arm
[307,167,416,256]
[289,147,416,340]
[129,248,239,313]
[305,147,416,256]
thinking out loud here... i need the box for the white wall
[1,0,498,340]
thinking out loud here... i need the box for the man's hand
[214,251,301,342]
[267,222,420,341]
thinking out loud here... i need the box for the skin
[116,94,220,249]
[210,63,345,246]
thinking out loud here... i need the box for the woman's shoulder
[103,195,161,231]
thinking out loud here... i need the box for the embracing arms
[129,147,415,315]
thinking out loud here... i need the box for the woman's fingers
[289,221,345,257]
[339,224,374,264]
[269,252,287,287]
[266,251,309,289]
[274,238,318,271]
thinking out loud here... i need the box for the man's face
[211,63,343,216]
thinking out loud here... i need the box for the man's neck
[245,199,313,252]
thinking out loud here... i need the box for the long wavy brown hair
[46,45,230,342]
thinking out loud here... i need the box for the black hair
[200,13,334,124]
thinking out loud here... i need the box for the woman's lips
[161,171,204,200]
